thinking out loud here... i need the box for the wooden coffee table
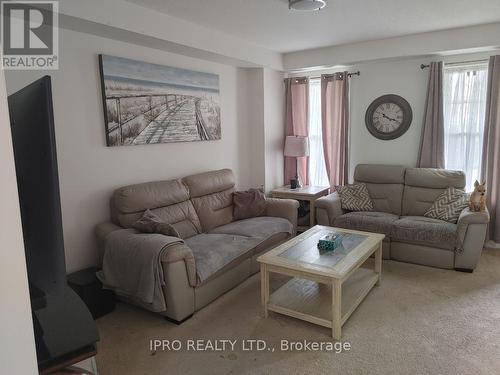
[257,225,384,339]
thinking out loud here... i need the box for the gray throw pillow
[335,183,374,211]
[132,209,181,238]
[424,187,469,223]
[233,189,266,220]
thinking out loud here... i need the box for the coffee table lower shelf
[266,267,378,334]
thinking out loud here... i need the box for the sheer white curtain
[308,79,329,186]
[443,63,488,192]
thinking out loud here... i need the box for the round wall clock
[365,94,412,140]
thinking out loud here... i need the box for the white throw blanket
[98,229,183,312]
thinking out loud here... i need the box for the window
[443,62,488,192]
[308,78,329,186]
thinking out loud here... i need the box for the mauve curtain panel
[321,72,349,188]
[482,55,500,243]
[284,77,309,186]
[417,61,445,168]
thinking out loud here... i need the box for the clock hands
[382,113,399,123]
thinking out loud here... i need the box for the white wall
[0,65,38,374]
[263,68,285,191]
[237,68,266,189]
[347,57,429,178]
[58,0,283,70]
[283,22,500,71]
[236,67,285,192]
[289,56,429,180]
[289,52,494,181]
[5,28,261,272]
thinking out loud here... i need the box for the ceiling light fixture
[289,0,327,11]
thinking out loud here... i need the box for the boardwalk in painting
[133,97,199,144]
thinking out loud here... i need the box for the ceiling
[125,0,500,53]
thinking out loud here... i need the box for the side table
[271,185,329,232]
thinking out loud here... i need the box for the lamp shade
[284,136,309,157]
[289,0,327,11]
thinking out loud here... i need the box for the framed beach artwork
[98,54,221,147]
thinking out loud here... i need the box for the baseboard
[485,240,500,250]
[454,268,474,273]
[164,314,193,325]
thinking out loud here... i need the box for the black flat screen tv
[8,76,98,370]
[8,75,66,293]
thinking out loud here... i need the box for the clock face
[372,103,403,133]
[365,95,412,140]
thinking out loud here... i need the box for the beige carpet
[96,250,500,375]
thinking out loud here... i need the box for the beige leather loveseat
[96,169,298,322]
[316,164,489,272]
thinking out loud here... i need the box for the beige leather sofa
[316,164,489,272]
[95,169,298,322]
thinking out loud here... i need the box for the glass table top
[278,228,369,268]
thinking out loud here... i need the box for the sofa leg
[454,268,474,273]
[164,314,193,325]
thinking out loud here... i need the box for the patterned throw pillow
[335,183,374,211]
[424,187,469,223]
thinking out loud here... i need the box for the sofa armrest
[161,242,196,320]
[160,260,195,322]
[457,207,490,226]
[265,198,299,235]
[455,207,490,271]
[95,221,122,241]
[160,242,197,287]
[315,192,344,226]
[160,242,196,321]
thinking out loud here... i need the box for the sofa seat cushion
[185,234,261,285]
[333,211,399,237]
[391,216,457,251]
[209,216,293,239]
[187,217,293,285]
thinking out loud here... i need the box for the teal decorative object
[317,233,343,252]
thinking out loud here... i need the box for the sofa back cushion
[354,164,405,215]
[112,179,202,238]
[402,168,466,216]
[182,169,235,232]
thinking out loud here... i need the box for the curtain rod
[287,71,360,83]
[420,59,489,70]
[310,71,361,79]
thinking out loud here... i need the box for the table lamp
[284,135,309,189]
